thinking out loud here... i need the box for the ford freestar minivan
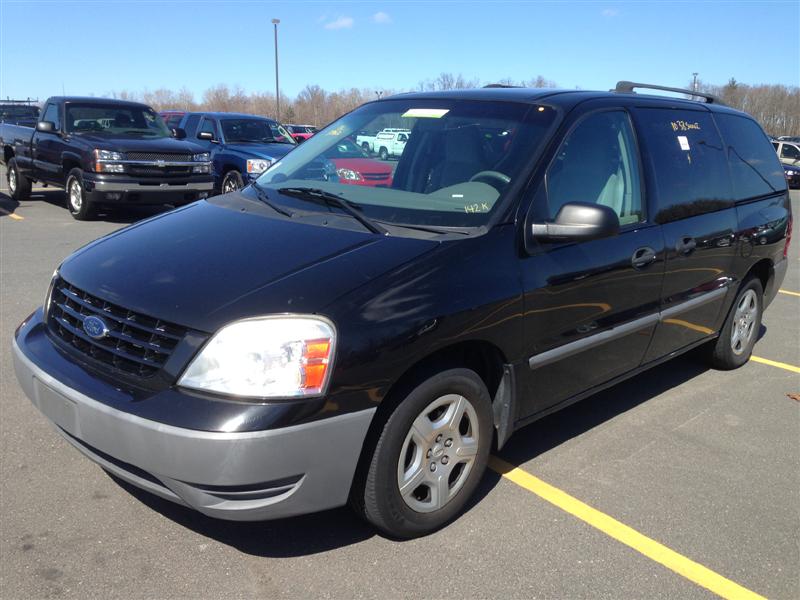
[13,82,792,538]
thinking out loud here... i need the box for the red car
[286,124,317,143]
[325,139,393,186]
[159,110,186,130]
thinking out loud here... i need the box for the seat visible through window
[546,111,643,225]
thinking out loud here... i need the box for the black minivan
[13,82,792,538]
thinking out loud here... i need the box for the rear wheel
[705,277,763,370]
[221,170,244,194]
[378,147,389,161]
[353,368,493,539]
[7,158,32,202]
[66,169,96,221]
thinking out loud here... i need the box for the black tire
[221,170,244,195]
[65,168,96,221]
[7,158,32,202]
[705,277,763,370]
[361,142,371,154]
[378,147,389,161]
[352,368,493,539]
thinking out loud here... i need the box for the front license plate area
[33,377,78,434]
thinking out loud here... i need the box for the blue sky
[1,0,798,102]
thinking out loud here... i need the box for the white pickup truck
[356,128,410,158]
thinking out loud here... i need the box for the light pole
[692,72,699,92]
[272,18,281,121]
[376,90,383,100]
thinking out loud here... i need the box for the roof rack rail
[612,81,724,105]
[483,83,521,89]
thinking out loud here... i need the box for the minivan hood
[59,193,437,333]
[73,134,205,154]
[224,142,294,160]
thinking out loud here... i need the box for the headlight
[247,158,272,174]
[94,149,124,161]
[336,168,363,181]
[193,153,211,162]
[178,316,336,399]
[192,164,211,174]
[94,149,125,172]
[786,170,795,176]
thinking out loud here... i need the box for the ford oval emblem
[83,315,109,339]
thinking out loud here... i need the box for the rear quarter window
[714,113,786,200]
[634,108,733,224]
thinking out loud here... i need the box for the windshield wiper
[277,187,388,235]
[375,221,471,236]
[251,181,295,218]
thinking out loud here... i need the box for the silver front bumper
[13,338,374,521]
[92,180,214,192]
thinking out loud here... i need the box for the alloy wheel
[731,289,758,355]
[68,177,83,212]
[8,167,17,194]
[397,394,479,513]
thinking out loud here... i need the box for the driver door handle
[631,246,657,269]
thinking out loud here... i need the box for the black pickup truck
[1,97,213,219]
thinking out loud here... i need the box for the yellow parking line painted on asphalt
[750,355,800,374]
[778,289,800,297]
[488,456,766,600]
[0,207,23,220]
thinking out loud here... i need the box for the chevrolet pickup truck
[1,97,213,219]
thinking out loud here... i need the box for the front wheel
[66,169,96,220]
[353,368,493,538]
[378,147,389,161]
[705,278,763,370]
[221,170,244,194]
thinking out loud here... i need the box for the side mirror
[36,121,55,133]
[197,131,214,141]
[531,202,620,243]
[172,127,187,139]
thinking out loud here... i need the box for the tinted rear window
[714,113,786,200]
[634,108,733,224]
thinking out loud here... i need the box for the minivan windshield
[65,104,171,138]
[257,99,557,228]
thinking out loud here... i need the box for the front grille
[47,277,186,378]
[126,152,192,162]
[363,172,390,181]
[127,166,192,177]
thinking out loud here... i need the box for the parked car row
[772,139,800,188]
[0,95,333,219]
[1,97,214,219]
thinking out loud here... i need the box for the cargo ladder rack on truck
[611,81,725,105]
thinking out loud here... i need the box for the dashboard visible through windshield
[257,98,557,228]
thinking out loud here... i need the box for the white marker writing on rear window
[678,136,690,151]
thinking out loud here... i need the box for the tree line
[110,73,798,135]
[696,78,799,137]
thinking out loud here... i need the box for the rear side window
[635,108,732,224]
[714,113,786,200]
[165,115,183,129]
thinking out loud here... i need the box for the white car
[373,131,410,160]
[356,128,410,154]
[772,140,800,165]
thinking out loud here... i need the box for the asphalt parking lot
[1,169,798,600]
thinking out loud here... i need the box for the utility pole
[376,90,383,100]
[692,72,699,92]
[272,18,281,121]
